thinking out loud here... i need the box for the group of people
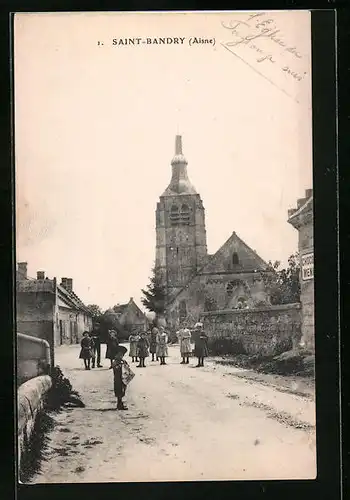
[78,329,103,370]
[128,322,208,368]
[128,325,169,367]
[78,321,209,410]
[79,322,209,370]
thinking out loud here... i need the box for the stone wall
[17,375,52,472]
[17,333,51,385]
[167,271,271,330]
[16,290,55,365]
[202,304,302,356]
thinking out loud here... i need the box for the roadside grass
[19,366,84,483]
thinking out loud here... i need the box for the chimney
[61,277,68,288]
[66,278,73,291]
[37,271,45,280]
[18,262,28,280]
[305,188,313,198]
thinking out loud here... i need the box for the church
[155,135,273,329]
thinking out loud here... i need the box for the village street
[31,345,317,483]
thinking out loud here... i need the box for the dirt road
[30,344,316,483]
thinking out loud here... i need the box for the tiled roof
[16,279,55,293]
[16,274,91,314]
[57,284,90,313]
[112,304,128,314]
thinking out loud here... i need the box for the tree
[86,304,103,319]
[141,268,166,314]
[263,253,301,305]
[99,310,129,341]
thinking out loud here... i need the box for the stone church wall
[202,304,301,356]
[167,271,271,330]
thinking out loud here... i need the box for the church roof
[161,135,198,196]
[201,231,269,274]
[166,232,269,306]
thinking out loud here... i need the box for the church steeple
[162,135,197,196]
[156,135,208,300]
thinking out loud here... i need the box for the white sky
[14,11,312,310]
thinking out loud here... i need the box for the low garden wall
[17,375,52,472]
[17,333,51,386]
[202,303,302,356]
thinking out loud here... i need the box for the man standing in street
[91,321,103,368]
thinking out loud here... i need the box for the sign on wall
[301,252,314,280]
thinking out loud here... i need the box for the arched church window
[232,252,239,265]
[170,205,180,224]
[226,279,243,297]
[180,204,190,224]
[226,281,234,297]
[179,300,187,322]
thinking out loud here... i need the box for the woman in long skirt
[149,326,158,361]
[177,326,192,364]
[129,333,140,363]
[79,331,94,370]
[156,327,169,365]
[105,330,119,369]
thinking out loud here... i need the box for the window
[180,204,190,224]
[226,281,234,297]
[226,279,243,297]
[170,205,180,225]
[232,252,239,265]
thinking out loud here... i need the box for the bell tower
[155,135,208,301]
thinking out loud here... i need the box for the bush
[46,366,82,411]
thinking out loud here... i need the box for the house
[288,189,314,351]
[16,263,93,365]
[111,298,148,335]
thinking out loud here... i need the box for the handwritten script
[220,12,310,103]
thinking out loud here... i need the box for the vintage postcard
[15,11,315,483]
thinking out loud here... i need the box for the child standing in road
[111,345,135,410]
[156,326,169,365]
[79,331,94,370]
[149,326,158,362]
[177,324,192,364]
[136,331,150,368]
[193,322,209,367]
[129,332,140,363]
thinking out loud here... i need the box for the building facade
[16,264,93,364]
[288,189,314,351]
[155,136,272,329]
[112,298,148,334]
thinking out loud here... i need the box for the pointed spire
[162,135,197,196]
[171,135,187,166]
[175,135,182,155]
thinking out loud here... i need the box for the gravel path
[30,344,316,483]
